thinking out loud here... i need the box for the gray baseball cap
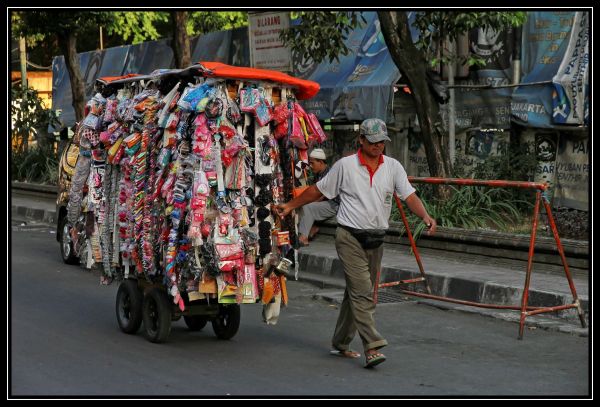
[359,118,391,143]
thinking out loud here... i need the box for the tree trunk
[58,32,86,123]
[378,11,453,199]
[171,11,191,69]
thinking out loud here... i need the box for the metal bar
[542,199,588,328]
[393,193,432,294]
[378,277,426,288]
[519,191,541,339]
[525,303,578,317]
[407,177,547,191]
[373,267,380,305]
[371,177,584,339]
[397,289,545,311]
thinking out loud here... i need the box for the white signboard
[248,12,292,72]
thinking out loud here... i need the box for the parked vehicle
[56,139,85,265]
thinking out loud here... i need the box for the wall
[522,129,589,211]
[11,71,53,108]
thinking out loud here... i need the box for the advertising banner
[295,12,400,122]
[551,12,589,126]
[510,11,581,128]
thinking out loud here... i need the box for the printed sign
[551,12,589,125]
[511,11,582,128]
[248,12,292,72]
[553,136,589,210]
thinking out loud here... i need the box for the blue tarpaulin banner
[293,12,401,123]
[50,12,588,132]
[551,12,589,126]
[510,11,584,128]
[444,25,515,130]
[50,28,248,132]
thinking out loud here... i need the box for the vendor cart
[62,62,324,343]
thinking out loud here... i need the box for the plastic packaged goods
[67,64,325,324]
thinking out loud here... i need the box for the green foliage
[11,147,59,185]
[104,11,247,45]
[14,11,113,38]
[11,83,61,153]
[280,12,366,64]
[453,140,538,214]
[106,12,169,44]
[189,11,247,35]
[390,184,531,240]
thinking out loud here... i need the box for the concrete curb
[12,205,57,226]
[296,251,589,328]
[11,181,58,195]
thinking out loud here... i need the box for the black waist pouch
[340,225,387,250]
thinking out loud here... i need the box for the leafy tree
[105,11,247,68]
[188,11,247,35]
[105,11,170,44]
[11,83,60,153]
[13,11,113,123]
[282,11,526,198]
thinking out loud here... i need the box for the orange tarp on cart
[199,61,320,100]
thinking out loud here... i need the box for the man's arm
[275,185,324,218]
[404,192,437,235]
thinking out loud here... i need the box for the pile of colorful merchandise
[66,63,325,323]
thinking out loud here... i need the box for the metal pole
[19,36,27,91]
[407,176,548,191]
[393,193,432,294]
[519,190,541,339]
[447,41,456,165]
[512,25,522,86]
[99,26,104,50]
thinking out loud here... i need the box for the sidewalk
[11,185,589,336]
[11,189,57,226]
[295,235,588,336]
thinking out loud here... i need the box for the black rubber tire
[184,315,208,331]
[59,215,79,265]
[115,279,143,334]
[142,288,172,343]
[212,304,241,340]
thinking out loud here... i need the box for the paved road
[10,220,590,397]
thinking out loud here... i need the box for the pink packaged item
[306,113,327,144]
[215,243,244,261]
[271,103,290,125]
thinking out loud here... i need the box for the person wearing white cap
[296,148,340,246]
[276,118,436,369]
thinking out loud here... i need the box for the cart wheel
[212,304,240,340]
[142,288,172,343]
[184,315,208,331]
[116,279,143,334]
[59,215,79,265]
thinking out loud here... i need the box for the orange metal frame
[375,177,587,339]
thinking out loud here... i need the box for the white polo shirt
[316,150,415,230]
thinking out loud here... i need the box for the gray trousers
[332,227,388,352]
[298,200,339,237]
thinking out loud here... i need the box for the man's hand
[275,203,293,218]
[423,215,437,236]
[275,185,324,218]
[405,193,437,236]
